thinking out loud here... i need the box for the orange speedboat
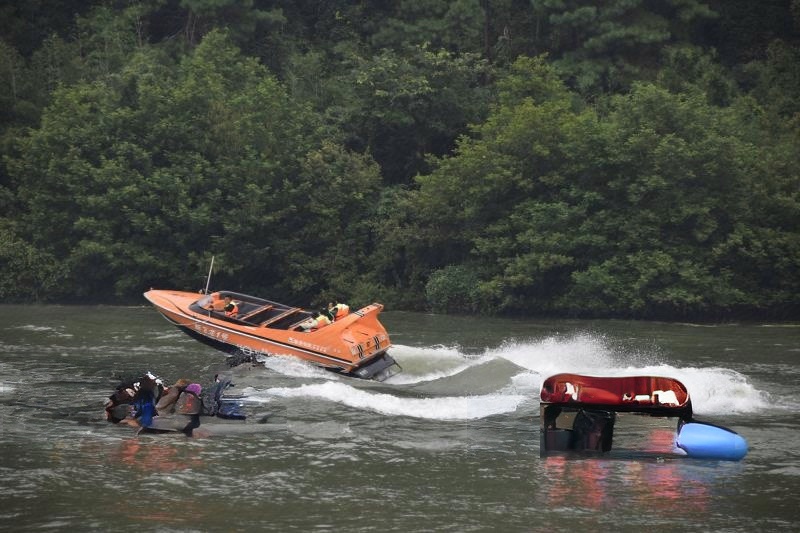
[144,289,400,381]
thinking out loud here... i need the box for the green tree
[656,45,738,106]
[412,56,584,311]
[707,0,799,65]
[368,0,485,53]
[408,56,799,318]
[1,0,797,317]
[0,0,94,57]
[338,45,491,184]
[532,0,717,95]
[5,30,385,303]
[740,39,800,122]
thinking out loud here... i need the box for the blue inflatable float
[675,421,748,461]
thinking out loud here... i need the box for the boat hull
[540,373,692,417]
[539,373,747,461]
[144,289,400,381]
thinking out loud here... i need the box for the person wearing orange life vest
[327,301,350,321]
[223,296,239,317]
[298,308,333,331]
[313,308,332,328]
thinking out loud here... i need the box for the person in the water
[104,371,164,424]
[106,373,248,435]
[155,378,192,414]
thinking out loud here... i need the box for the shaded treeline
[1,0,798,319]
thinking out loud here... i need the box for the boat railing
[259,307,305,328]
[202,292,302,326]
[217,291,286,309]
[205,309,255,326]
[238,304,275,323]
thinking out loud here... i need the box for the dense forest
[1,0,798,320]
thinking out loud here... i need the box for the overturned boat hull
[144,289,400,381]
[539,373,747,461]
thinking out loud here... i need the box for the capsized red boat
[540,373,692,416]
[144,289,400,381]
[539,373,747,460]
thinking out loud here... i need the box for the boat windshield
[196,294,213,308]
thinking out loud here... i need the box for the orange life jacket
[315,314,331,328]
[224,301,239,316]
[331,303,350,320]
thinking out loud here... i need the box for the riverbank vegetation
[1,1,798,319]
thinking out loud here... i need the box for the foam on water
[12,325,73,338]
[259,381,526,420]
[490,332,620,375]
[486,333,772,415]
[385,344,495,385]
[238,331,774,418]
[255,354,335,380]
[628,364,772,415]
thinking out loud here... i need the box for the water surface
[1,305,798,531]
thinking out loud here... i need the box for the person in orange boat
[298,308,333,331]
[327,301,350,321]
[223,296,239,317]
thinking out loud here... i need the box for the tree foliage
[408,57,799,318]
[530,0,718,95]
[0,1,798,319]
[4,30,383,305]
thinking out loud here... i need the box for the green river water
[1,305,798,531]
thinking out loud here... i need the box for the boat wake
[240,333,775,420]
[260,381,526,420]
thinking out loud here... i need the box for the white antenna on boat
[203,255,215,294]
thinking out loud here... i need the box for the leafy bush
[425,264,480,314]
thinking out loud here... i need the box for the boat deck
[190,291,315,330]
